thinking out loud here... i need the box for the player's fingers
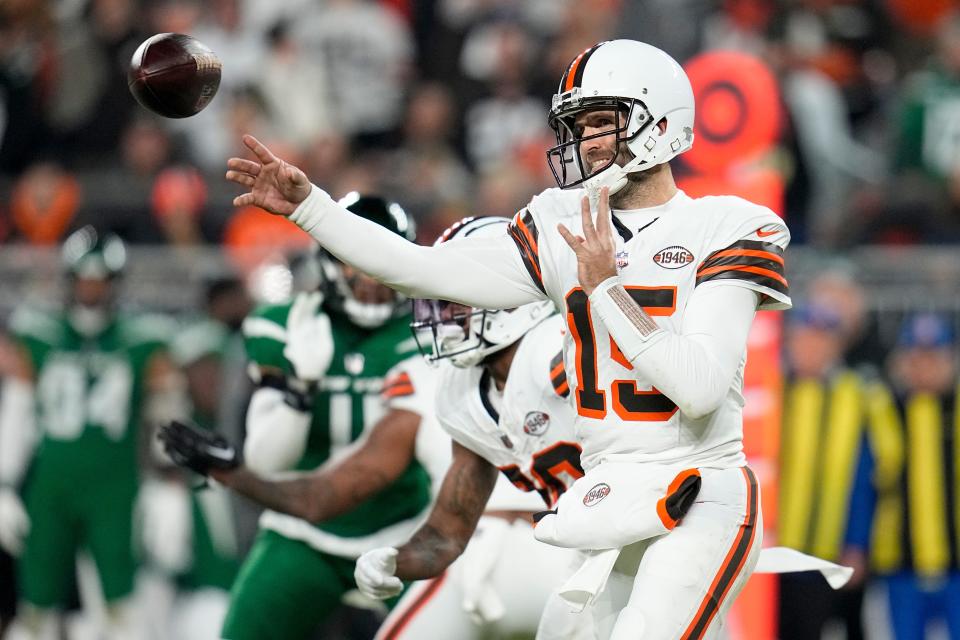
[598,186,610,216]
[596,187,614,245]
[557,223,585,251]
[232,193,255,208]
[279,166,301,191]
[356,564,384,589]
[225,171,255,187]
[383,577,403,593]
[282,163,308,187]
[226,157,260,175]
[580,196,597,242]
[377,547,398,571]
[243,134,277,164]
[367,577,402,598]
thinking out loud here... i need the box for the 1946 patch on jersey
[583,482,611,507]
[523,411,550,436]
[653,246,694,269]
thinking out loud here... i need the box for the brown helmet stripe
[561,42,605,92]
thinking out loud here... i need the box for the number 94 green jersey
[9,306,172,478]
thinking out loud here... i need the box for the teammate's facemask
[410,216,554,368]
[546,39,695,195]
[320,192,415,329]
[61,225,126,336]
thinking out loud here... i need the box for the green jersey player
[216,194,435,640]
[0,227,178,639]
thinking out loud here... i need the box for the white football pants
[594,466,762,640]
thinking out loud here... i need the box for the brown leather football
[128,33,221,119]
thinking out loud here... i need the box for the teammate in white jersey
[226,40,791,638]
[357,217,595,640]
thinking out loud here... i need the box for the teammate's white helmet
[411,217,554,368]
[547,39,695,194]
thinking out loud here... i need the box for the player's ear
[657,118,668,135]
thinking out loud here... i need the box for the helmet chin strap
[582,154,645,206]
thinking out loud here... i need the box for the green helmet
[319,192,415,328]
[61,226,126,336]
[340,193,416,242]
[62,226,127,280]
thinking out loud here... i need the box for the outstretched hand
[225,134,312,216]
[557,187,618,295]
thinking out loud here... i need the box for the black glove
[157,420,241,476]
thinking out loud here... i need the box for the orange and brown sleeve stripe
[696,239,788,297]
[507,209,546,294]
[382,371,415,399]
[680,467,759,640]
[549,350,569,398]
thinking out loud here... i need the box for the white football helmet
[547,39,695,195]
[411,217,555,368]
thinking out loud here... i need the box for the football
[128,33,221,119]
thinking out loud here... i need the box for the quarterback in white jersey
[513,184,789,470]
[227,40,791,639]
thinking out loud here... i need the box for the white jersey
[506,187,791,469]
[435,315,583,509]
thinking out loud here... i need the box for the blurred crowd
[1,0,960,249]
[3,0,960,639]
[777,265,960,640]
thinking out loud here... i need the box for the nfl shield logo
[344,353,365,374]
[616,250,629,270]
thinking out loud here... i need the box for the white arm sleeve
[290,185,543,308]
[243,387,311,474]
[590,279,758,420]
[0,378,37,486]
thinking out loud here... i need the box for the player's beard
[608,142,666,210]
[580,138,664,208]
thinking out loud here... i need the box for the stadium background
[2,0,960,638]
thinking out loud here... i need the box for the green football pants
[221,529,405,640]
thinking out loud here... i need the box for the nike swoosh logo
[756,227,778,238]
[637,217,659,234]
